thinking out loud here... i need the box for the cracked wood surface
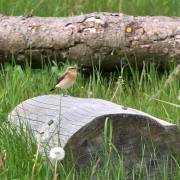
[0,13,180,69]
[9,95,180,178]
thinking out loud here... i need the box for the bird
[50,66,79,95]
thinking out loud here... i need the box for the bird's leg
[62,89,68,97]
[61,90,65,96]
[64,89,69,97]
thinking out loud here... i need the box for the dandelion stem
[31,143,40,180]
[53,160,58,180]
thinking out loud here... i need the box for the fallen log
[0,13,180,69]
[9,95,180,179]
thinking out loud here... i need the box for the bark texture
[0,13,180,68]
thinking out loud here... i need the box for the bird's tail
[50,88,55,91]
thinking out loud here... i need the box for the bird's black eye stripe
[70,67,76,69]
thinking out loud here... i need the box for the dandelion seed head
[49,147,65,161]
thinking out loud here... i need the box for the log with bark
[0,13,180,69]
[8,95,180,179]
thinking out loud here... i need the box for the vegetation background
[0,0,180,179]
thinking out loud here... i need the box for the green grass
[0,62,180,179]
[0,0,180,16]
[0,0,180,179]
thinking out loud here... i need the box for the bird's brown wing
[50,72,68,91]
[55,72,68,85]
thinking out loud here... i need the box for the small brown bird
[50,66,78,95]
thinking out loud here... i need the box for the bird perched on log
[50,66,79,95]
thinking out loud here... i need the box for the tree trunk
[0,13,180,69]
[9,95,180,178]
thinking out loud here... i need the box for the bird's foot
[61,93,68,97]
